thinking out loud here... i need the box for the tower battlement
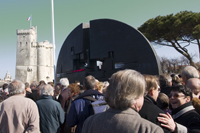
[38,40,53,48]
[17,26,37,35]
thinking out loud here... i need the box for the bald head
[186,78,200,98]
[182,66,199,84]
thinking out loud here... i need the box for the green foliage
[138,11,200,43]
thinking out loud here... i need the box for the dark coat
[36,95,65,133]
[161,85,172,96]
[27,90,40,102]
[82,108,164,133]
[139,95,171,133]
[172,102,200,133]
[57,88,71,112]
[66,89,104,133]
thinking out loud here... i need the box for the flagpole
[30,14,32,28]
[51,0,56,86]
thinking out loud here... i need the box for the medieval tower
[15,26,54,84]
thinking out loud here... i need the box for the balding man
[186,78,200,114]
[36,84,65,133]
[182,66,199,84]
[186,78,200,98]
[0,80,40,133]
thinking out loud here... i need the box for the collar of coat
[145,95,157,105]
[75,89,104,100]
[172,101,194,119]
[41,95,53,99]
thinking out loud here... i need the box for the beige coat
[0,94,40,133]
[82,108,164,133]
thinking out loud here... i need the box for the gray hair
[60,78,69,88]
[105,69,145,109]
[41,84,54,95]
[8,80,25,95]
[182,66,199,79]
[159,74,172,87]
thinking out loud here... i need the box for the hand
[157,113,176,132]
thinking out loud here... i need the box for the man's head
[182,66,199,84]
[60,78,69,89]
[186,78,200,98]
[41,84,54,96]
[169,85,192,109]
[54,82,61,95]
[25,82,31,92]
[2,83,8,90]
[8,80,25,96]
[30,81,38,90]
[144,74,160,101]
[159,74,172,87]
[105,69,145,111]
[83,75,96,90]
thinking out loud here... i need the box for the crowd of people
[0,65,200,133]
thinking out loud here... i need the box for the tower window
[26,42,28,45]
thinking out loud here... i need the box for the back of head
[144,74,158,93]
[25,82,30,89]
[159,74,172,87]
[60,78,69,88]
[105,69,145,109]
[157,93,169,110]
[8,80,25,96]
[68,83,80,94]
[41,84,54,96]
[182,66,199,79]
[96,82,104,92]
[30,81,38,90]
[83,75,96,90]
[186,78,200,95]
[2,83,8,90]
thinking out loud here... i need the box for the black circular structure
[56,19,161,83]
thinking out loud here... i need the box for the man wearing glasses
[158,85,200,133]
[139,75,171,133]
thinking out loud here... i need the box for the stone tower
[15,26,54,84]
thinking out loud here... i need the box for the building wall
[15,26,54,84]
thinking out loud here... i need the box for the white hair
[60,78,69,88]
[8,80,25,95]
[41,84,54,95]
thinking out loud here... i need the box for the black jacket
[172,102,200,133]
[36,95,65,133]
[139,95,171,133]
[27,90,40,102]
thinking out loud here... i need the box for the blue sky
[0,0,200,79]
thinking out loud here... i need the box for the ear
[186,96,191,102]
[149,89,154,96]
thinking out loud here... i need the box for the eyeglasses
[168,93,185,98]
